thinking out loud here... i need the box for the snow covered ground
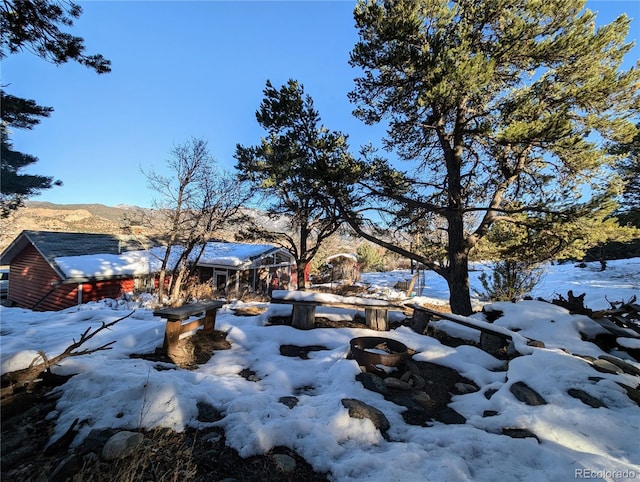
[1,258,639,481]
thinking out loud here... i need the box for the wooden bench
[271,291,408,331]
[411,305,543,356]
[154,300,225,356]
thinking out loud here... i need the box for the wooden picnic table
[154,300,225,356]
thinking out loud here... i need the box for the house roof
[0,230,156,281]
[0,231,294,282]
[197,242,286,268]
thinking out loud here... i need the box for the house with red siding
[0,230,296,311]
[0,231,152,311]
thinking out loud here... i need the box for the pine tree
[344,0,639,314]
[611,123,640,227]
[0,91,61,217]
[235,80,354,289]
[1,1,110,215]
[0,0,110,72]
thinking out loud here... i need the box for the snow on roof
[54,242,288,279]
[327,252,358,263]
[198,242,281,267]
[54,247,169,280]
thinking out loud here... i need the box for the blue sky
[3,0,639,208]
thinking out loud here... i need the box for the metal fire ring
[349,336,409,372]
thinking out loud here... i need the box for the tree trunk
[169,266,187,303]
[447,213,474,315]
[599,244,607,271]
[157,269,167,302]
[296,262,308,290]
[297,220,309,290]
[447,267,473,315]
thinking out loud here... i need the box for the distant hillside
[0,202,364,268]
[0,202,160,253]
[0,202,307,255]
[24,201,147,223]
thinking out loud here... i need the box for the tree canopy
[235,80,355,288]
[145,137,250,303]
[340,0,639,314]
[0,0,110,72]
[1,0,110,216]
[611,122,640,226]
[0,91,61,217]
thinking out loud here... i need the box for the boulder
[435,407,466,425]
[454,382,478,394]
[271,454,297,474]
[509,381,547,406]
[356,372,389,395]
[278,396,299,409]
[102,431,144,461]
[598,355,640,376]
[502,427,540,442]
[592,358,624,374]
[568,388,607,408]
[197,401,222,422]
[341,398,390,434]
[384,377,413,391]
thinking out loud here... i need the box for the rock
[412,374,426,390]
[81,428,119,454]
[391,392,428,412]
[384,377,412,391]
[405,360,422,377]
[197,401,222,422]
[489,362,509,372]
[598,355,640,376]
[44,418,79,455]
[271,453,297,474]
[480,332,510,357]
[509,381,547,406]
[454,382,478,394]
[411,392,437,410]
[484,388,498,400]
[356,372,388,395]
[203,431,223,444]
[410,316,430,335]
[617,383,640,406]
[567,388,608,408]
[527,340,545,348]
[482,410,499,417]
[341,398,390,433]
[435,407,466,425]
[47,454,79,482]
[278,396,299,409]
[592,359,624,374]
[502,427,540,442]
[102,431,144,461]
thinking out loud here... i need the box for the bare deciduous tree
[144,138,249,304]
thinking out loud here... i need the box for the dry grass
[73,429,197,482]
